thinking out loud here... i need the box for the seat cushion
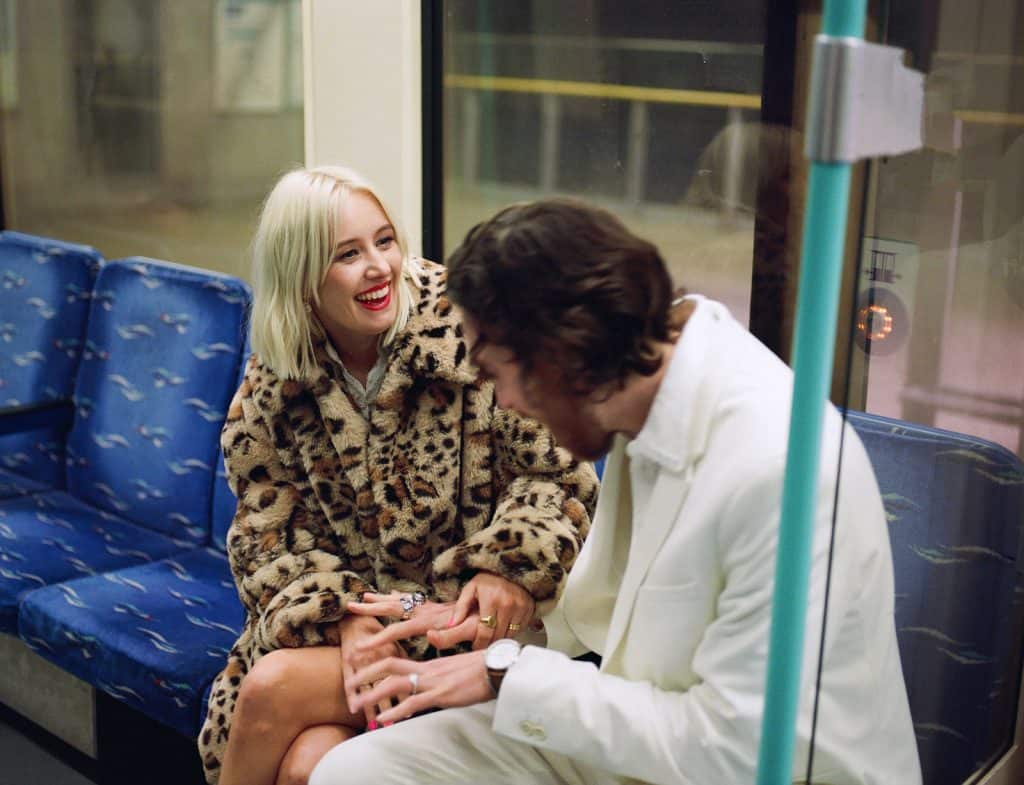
[848,411,1024,785]
[19,547,244,737]
[0,232,103,488]
[0,466,49,499]
[65,258,249,543]
[0,491,191,631]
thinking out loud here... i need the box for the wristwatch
[484,638,522,696]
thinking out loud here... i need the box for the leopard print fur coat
[197,261,598,783]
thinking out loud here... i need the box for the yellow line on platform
[953,109,1024,127]
[446,75,1024,127]
[444,74,761,110]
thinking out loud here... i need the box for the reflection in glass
[855,3,1024,459]
[0,0,304,281]
[844,2,1024,784]
[442,1,765,322]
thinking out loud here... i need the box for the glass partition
[852,1,1024,458]
[828,2,1024,783]
[441,4,1024,784]
[442,0,765,321]
[0,0,304,281]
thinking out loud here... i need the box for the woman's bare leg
[275,725,359,785]
[220,647,363,785]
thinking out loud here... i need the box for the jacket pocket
[620,582,712,689]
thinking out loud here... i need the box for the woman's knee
[234,649,301,727]
[277,726,353,785]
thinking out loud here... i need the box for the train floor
[0,697,205,785]
[0,712,94,785]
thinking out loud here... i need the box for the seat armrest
[0,400,75,436]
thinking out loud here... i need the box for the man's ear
[667,293,696,340]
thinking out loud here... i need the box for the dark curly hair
[446,198,676,397]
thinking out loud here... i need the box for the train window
[834,4,1024,785]
[440,1,765,323]
[847,2,1024,460]
[0,0,304,281]
[438,4,1024,785]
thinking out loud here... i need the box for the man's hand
[348,650,493,724]
[339,614,408,728]
[449,572,535,650]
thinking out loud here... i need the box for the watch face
[485,638,521,670]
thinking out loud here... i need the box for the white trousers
[309,701,623,785]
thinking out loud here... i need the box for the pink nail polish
[383,721,394,727]
[367,721,378,730]
[446,616,456,628]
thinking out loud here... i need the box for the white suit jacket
[492,298,921,785]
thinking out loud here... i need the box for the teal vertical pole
[755,1,867,784]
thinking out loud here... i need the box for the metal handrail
[444,74,760,109]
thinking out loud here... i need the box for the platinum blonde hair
[250,165,423,381]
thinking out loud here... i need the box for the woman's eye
[377,235,395,248]
[336,248,358,261]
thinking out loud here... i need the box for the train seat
[19,544,244,737]
[0,258,250,633]
[848,410,1024,785]
[17,339,249,736]
[0,232,104,498]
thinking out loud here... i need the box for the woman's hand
[451,572,535,650]
[346,592,483,652]
[347,576,536,652]
[338,614,407,729]
[348,650,492,724]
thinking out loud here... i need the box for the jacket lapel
[596,297,724,667]
[600,463,694,665]
[558,439,632,654]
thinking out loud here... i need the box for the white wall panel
[303,0,423,255]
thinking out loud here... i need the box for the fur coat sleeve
[431,404,599,614]
[220,374,379,652]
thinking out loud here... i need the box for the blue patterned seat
[0,492,189,630]
[19,544,244,737]
[19,339,249,736]
[2,257,249,636]
[848,411,1024,785]
[0,232,103,498]
[0,468,50,498]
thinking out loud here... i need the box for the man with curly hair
[311,198,921,785]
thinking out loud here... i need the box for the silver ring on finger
[408,673,419,695]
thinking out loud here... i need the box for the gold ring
[508,623,521,632]
[479,614,497,629]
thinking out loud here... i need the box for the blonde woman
[197,166,598,785]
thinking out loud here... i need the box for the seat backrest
[210,339,250,552]
[0,232,103,486]
[66,258,251,544]
[847,410,1024,785]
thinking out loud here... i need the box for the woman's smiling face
[314,189,403,348]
